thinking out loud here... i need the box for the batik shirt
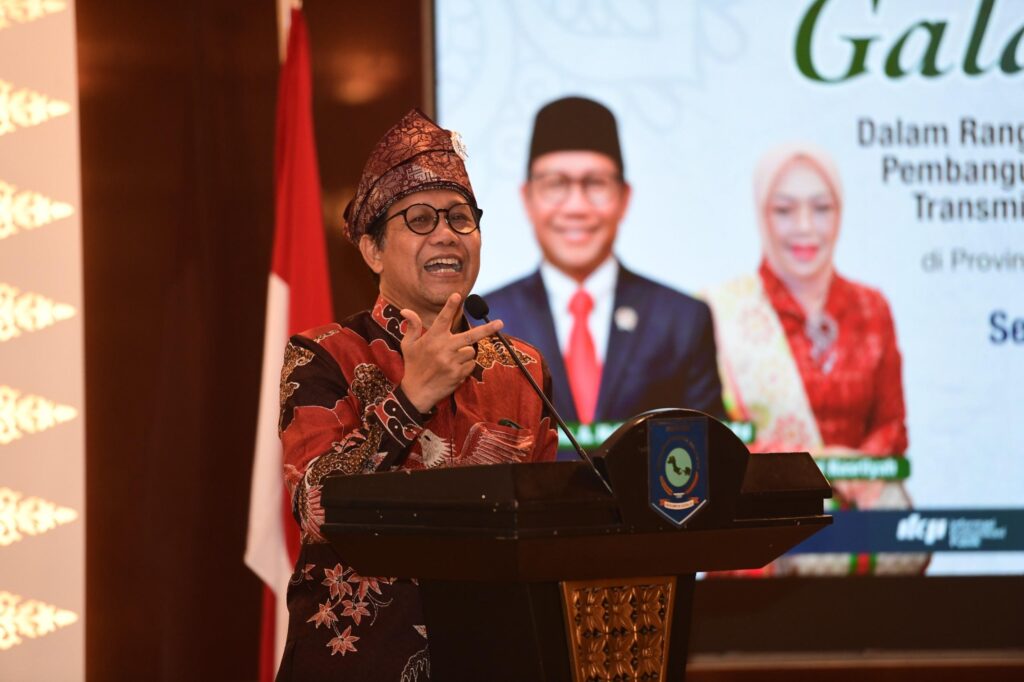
[275,296,558,681]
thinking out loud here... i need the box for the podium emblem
[648,416,709,526]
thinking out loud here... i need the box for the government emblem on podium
[647,416,710,526]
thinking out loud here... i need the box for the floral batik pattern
[278,543,431,681]
[299,561,395,656]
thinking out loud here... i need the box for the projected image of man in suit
[485,96,724,452]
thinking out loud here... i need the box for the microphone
[465,294,614,496]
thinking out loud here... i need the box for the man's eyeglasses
[386,202,482,235]
[528,172,623,206]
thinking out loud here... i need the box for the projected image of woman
[706,143,926,575]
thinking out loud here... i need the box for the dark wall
[79,2,278,679]
[305,0,430,320]
[79,1,428,679]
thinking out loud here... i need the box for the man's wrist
[398,380,435,415]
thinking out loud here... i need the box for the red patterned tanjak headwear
[344,108,474,244]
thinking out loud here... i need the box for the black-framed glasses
[386,202,482,235]
[528,172,623,206]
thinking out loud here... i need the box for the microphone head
[464,294,490,320]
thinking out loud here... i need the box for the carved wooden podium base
[561,576,678,682]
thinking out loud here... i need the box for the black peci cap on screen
[527,96,624,176]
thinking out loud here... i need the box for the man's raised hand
[399,293,503,413]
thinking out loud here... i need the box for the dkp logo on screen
[895,512,1012,550]
[895,512,948,546]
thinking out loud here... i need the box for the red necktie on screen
[565,288,602,424]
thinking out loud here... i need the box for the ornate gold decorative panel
[561,576,676,682]
[0,180,74,240]
[0,282,75,341]
[0,0,67,30]
[0,487,77,546]
[0,385,77,446]
[0,0,84,674]
[0,80,71,136]
[0,591,78,651]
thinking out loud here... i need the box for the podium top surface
[320,411,832,580]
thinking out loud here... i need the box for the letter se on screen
[989,310,1024,344]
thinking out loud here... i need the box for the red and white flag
[245,7,333,681]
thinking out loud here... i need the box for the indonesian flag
[245,7,333,681]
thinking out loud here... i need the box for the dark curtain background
[80,1,424,679]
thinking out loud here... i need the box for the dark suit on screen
[485,263,725,431]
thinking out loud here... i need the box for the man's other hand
[399,292,504,413]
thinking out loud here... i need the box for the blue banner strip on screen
[787,509,1024,553]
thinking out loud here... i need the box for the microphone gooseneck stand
[465,294,615,496]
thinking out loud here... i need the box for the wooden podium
[321,409,831,681]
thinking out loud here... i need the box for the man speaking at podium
[274,110,558,681]
[486,96,724,442]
